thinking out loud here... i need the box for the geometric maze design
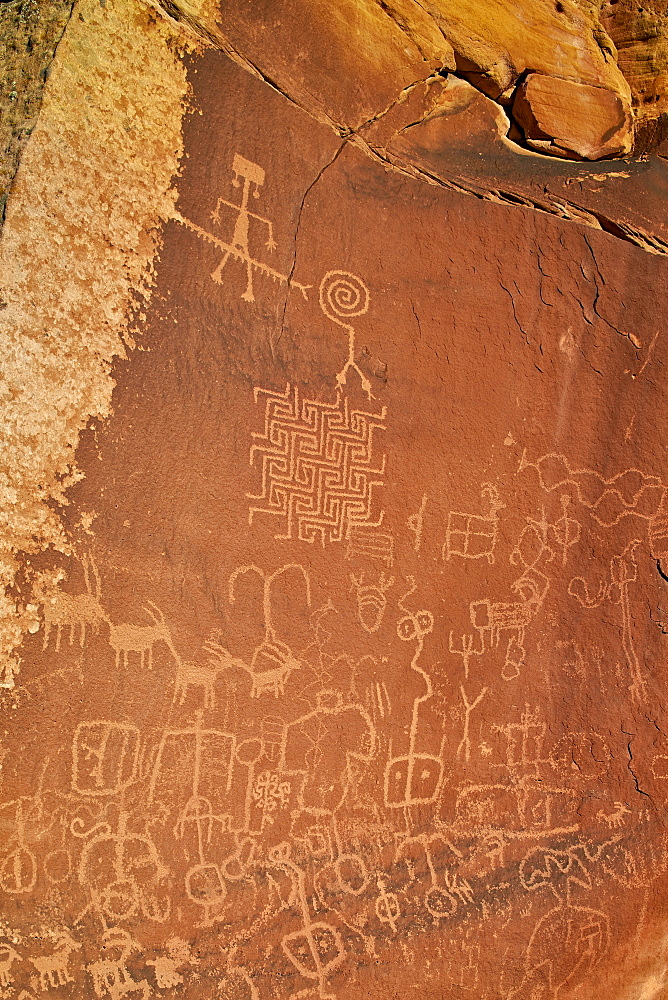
[248,383,387,545]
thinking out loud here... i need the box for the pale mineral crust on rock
[1,2,668,1000]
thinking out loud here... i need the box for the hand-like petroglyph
[407,494,428,554]
[319,270,375,399]
[519,449,665,527]
[107,602,180,671]
[210,563,310,698]
[456,685,489,763]
[349,572,394,634]
[41,555,106,651]
[0,943,20,988]
[345,524,394,567]
[72,721,140,796]
[173,153,309,303]
[443,484,504,564]
[29,931,81,992]
[269,841,345,999]
[87,929,151,999]
[384,578,444,816]
[248,383,387,545]
[569,538,645,701]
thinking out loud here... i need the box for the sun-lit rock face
[1,3,668,1000]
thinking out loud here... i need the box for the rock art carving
[443,484,504,565]
[384,578,444,818]
[87,928,151,999]
[349,571,394,634]
[319,270,374,399]
[29,931,81,993]
[72,721,140,797]
[569,538,645,702]
[41,555,106,651]
[248,383,387,545]
[107,602,180,672]
[406,494,428,554]
[173,152,309,303]
[211,562,311,698]
[0,943,21,988]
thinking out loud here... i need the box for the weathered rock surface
[1,2,668,999]
[513,73,633,159]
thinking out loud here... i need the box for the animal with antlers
[29,930,81,991]
[107,602,180,671]
[42,555,107,651]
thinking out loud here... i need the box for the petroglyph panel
[2,16,668,1000]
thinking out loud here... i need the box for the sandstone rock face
[2,2,668,1000]
[512,73,633,160]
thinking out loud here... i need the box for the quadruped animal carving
[107,602,180,671]
[41,555,106,651]
[87,929,151,999]
[30,931,81,992]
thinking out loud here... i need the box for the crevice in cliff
[147,0,344,133]
[149,0,668,258]
[624,735,652,797]
[273,141,346,359]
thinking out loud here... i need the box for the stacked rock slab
[1,2,668,999]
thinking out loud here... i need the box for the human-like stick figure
[210,154,276,301]
[174,153,309,303]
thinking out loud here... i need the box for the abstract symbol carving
[248,383,387,545]
[349,572,394,634]
[320,271,373,398]
[72,721,140,796]
[443,484,504,565]
[518,449,665,527]
[174,152,309,303]
[346,524,394,566]
[384,578,443,813]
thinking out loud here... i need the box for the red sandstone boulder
[512,72,633,159]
